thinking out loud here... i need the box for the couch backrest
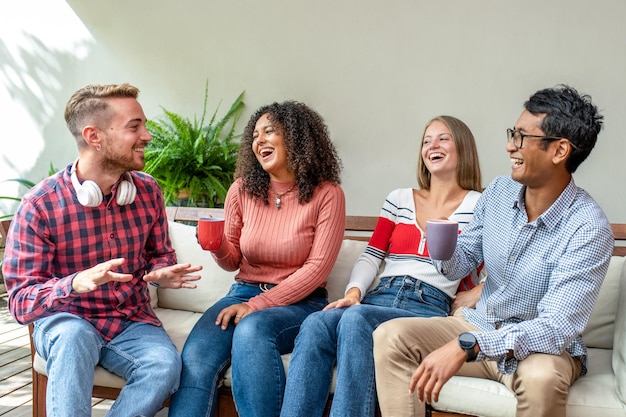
[157,221,235,312]
[324,239,371,301]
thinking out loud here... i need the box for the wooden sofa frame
[2,211,625,417]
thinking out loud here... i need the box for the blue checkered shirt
[436,175,613,375]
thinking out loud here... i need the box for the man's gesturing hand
[143,263,202,289]
[72,258,133,293]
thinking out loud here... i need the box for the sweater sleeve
[210,180,244,271]
[246,184,346,310]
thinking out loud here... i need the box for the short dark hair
[525,84,603,173]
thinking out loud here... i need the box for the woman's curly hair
[234,101,342,204]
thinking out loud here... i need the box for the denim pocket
[412,284,451,317]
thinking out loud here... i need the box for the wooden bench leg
[32,368,47,417]
[28,323,47,417]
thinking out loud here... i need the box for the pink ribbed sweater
[211,178,346,311]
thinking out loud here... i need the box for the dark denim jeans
[169,281,327,417]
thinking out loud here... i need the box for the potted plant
[144,82,245,207]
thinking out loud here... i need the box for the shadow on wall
[0,30,92,211]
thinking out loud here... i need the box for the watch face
[459,332,476,349]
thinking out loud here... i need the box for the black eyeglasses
[506,128,565,149]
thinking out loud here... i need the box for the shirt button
[487,309,494,314]
[110,233,114,239]
[500,285,505,290]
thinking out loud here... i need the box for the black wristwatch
[458,332,478,362]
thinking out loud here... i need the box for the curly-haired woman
[280,115,484,417]
[168,101,346,417]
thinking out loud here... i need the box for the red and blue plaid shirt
[3,164,176,341]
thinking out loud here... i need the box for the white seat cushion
[431,349,624,417]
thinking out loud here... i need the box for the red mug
[197,218,225,250]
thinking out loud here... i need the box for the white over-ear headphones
[70,160,137,207]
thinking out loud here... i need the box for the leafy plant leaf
[144,81,244,207]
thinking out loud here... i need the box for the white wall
[2,0,625,221]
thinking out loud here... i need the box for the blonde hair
[416,115,482,191]
[64,83,140,148]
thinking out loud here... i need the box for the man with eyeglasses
[373,84,613,417]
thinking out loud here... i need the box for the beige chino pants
[373,311,581,417]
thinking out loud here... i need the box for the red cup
[197,218,225,250]
[426,220,459,260]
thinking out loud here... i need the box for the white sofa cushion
[159,221,237,313]
[432,348,625,417]
[324,239,368,301]
[583,256,625,348]
[432,375,516,417]
[568,349,625,417]
[612,255,626,406]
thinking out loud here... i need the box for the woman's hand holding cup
[197,217,225,251]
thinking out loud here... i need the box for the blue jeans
[168,281,327,417]
[280,276,451,417]
[33,313,181,417]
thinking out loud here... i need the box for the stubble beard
[100,147,145,175]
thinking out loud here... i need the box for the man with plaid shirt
[3,83,202,417]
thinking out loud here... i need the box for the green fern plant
[0,178,35,220]
[0,163,58,220]
[144,83,245,207]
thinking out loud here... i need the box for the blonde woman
[281,115,483,417]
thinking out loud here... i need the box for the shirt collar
[513,177,578,229]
